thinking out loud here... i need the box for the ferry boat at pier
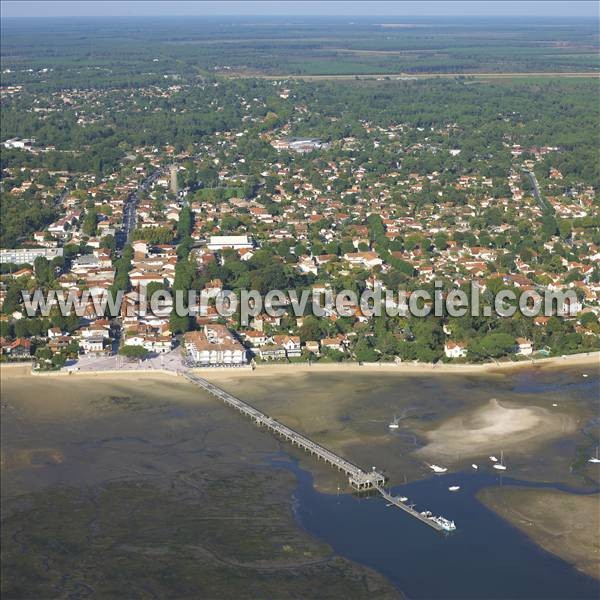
[429,516,457,532]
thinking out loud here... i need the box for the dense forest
[1,16,598,85]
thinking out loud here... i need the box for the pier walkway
[184,371,455,531]
[377,486,446,531]
[184,372,386,490]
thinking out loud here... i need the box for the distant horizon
[1,14,597,20]
[1,1,598,19]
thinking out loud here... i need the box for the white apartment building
[0,247,63,265]
[207,235,254,251]
[184,325,247,366]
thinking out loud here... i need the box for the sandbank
[478,487,600,580]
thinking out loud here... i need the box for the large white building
[207,235,254,251]
[0,247,63,265]
[184,325,247,366]
[3,137,35,150]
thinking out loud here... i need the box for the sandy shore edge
[199,352,599,379]
[1,351,598,380]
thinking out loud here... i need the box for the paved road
[522,169,552,213]
[116,168,165,250]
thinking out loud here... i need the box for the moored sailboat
[493,450,507,471]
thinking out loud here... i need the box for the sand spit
[417,398,576,460]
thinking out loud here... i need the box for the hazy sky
[2,1,598,18]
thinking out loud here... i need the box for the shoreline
[1,351,598,380]
[198,351,599,379]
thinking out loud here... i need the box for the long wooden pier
[184,372,386,490]
[184,371,456,532]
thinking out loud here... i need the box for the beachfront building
[304,340,320,356]
[273,335,302,358]
[184,324,247,366]
[256,344,287,361]
[79,335,108,354]
[2,338,32,357]
[515,338,534,356]
[124,334,172,354]
[444,341,468,359]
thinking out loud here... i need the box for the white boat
[429,515,457,532]
[552,403,558,407]
[582,373,589,378]
[471,464,478,470]
[448,485,460,492]
[588,447,600,464]
[428,464,448,473]
[388,415,400,429]
[489,456,498,462]
[399,496,408,502]
[493,450,508,471]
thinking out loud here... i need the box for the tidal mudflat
[2,363,598,597]
[0,369,399,599]
[206,363,600,491]
[205,362,600,582]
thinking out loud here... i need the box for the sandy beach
[1,350,597,383]
[195,351,600,381]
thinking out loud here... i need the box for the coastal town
[2,9,600,600]
[1,78,599,370]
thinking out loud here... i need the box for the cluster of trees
[0,191,58,248]
[119,345,149,360]
[35,340,79,370]
[110,245,133,297]
[132,227,174,245]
